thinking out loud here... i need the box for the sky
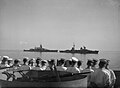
[0,0,120,51]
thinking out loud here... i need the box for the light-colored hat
[41,60,47,63]
[8,58,13,61]
[23,57,29,60]
[71,57,78,62]
[2,56,9,61]
[3,56,9,59]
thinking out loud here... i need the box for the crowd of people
[0,55,116,88]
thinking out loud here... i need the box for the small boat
[24,44,58,52]
[59,44,99,54]
[0,70,88,88]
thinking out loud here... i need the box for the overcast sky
[0,0,120,51]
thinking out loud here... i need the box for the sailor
[7,58,13,67]
[91,58,98,71]
[56,58,67,71]
[18,57,30,70]
[28,58,35,69]
[105,59,116,88]
[64,60,71,67]
[40,60,47,70]
[82,59,94,73]
[66,57,80,73]
[7,59,21,71]
[82,59,94,87]
[32,59,41,70]
[0,56,9,68]
[89,59,111,88]
[46,59,55,71]
[77,60,83,72]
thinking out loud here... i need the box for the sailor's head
[7,58,13,64]
[98,59,107,68]
[41,60,47,66]
[57,58,65,66]
[71,57,78,66]
[14,59,21,65]
[1,56,9,64]
[92,58,98,66]
[23,57,29,64]
[77,60,83,67]
[87,59,93,66]
[64,59,72,67]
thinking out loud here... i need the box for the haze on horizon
[0,0,120,51]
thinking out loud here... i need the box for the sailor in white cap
[71,57,78,62]
[56,58,67,71]
[66,57,80,73]
[28,58,36,69]
[18,57,30,71]
[40,60,48,70]
[7,58,13,67]
[0,56,9,68]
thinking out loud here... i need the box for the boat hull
[0,76,87,88]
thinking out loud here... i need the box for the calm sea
[0,50,120,70]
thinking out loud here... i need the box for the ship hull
[59,50,99,54]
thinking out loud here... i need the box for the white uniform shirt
[66,67,80,73]
[106,68,116,85]
[82,68,94,73]
[56,66,67,71]
[18,65,30,71]
[32,66,41,70]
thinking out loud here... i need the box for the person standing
[92,59,98,71]
[105,60,116,88]
[89,59,111,88]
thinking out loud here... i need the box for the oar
[53,63,61,82]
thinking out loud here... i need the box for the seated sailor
[40,60,47,70]
[28,58,35,69]
[46,59,55,71]
[56,58,67,71]
[77,60,83,72]
[7,58,13,67]
[82,59,94,73]
[66,57,80,73]
[32,59,41,70]
[0,56,9,68]
[18,57,30,70]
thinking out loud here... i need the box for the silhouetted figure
[56,58,67,71]
[89,59,111,88]
[77,60,83,72]
[105,60,116,88]
[92,59,98,71]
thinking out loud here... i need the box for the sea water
[0,50,120,70]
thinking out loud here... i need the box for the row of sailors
[0,56,116,88]
[0,56,82,72]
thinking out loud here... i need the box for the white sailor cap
[8,58,13,61]
[71,57,78,62]
[41,60,47,64]
[3,56,9,59]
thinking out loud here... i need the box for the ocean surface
[0,50,120,70]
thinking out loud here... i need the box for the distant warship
[59,44,99,54]
[23,44,58,52]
